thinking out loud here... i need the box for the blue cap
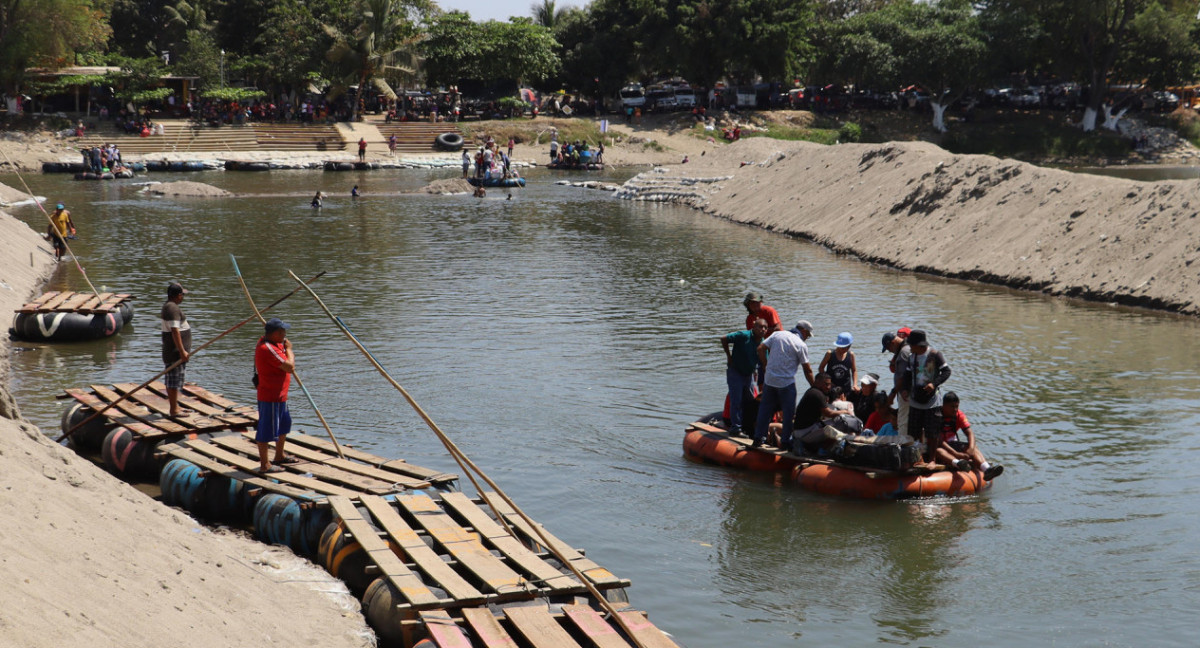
[836,332,853,348]
[264,317,290,332]
[56,203,64,209]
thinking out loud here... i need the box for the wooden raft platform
[59,381,258,441]
[17,291,134,314]
[158,431,458,500]
[417,605,680,648]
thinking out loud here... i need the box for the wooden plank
[28,291,62,308]
[615,611,680,648]
[562,605,633,648]
[483,493,626,588]
[160,445,317,500]
[397,494,529,596]
[37,291,74,312]
[283,431,456,484]
[56,292,94,312]
[142,382,227,418]
[88,385,187,435]
[359,495,484,605]
[440,492,581,591]
[208,435,400,495]
[111,383,231,431]
[326,496,444,608]
[461,608,520,648]
[688,421,726,434]
[234,432,430,489]
[61,389,161,437]
[73,292,103,313]
[419,610,473,648]
[505,606,585,648]
[178,383,242,410]
[179,439,361,497]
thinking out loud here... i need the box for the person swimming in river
[351,185,360,198]
[311,191,324,208]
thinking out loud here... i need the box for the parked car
[1009,89,1041,107]
[1152,91,1180,112]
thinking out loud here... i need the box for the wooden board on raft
[17,291,134,314]
[58,382,257,442]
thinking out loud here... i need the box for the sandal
[275,456,300,465]
[263,465,286,474]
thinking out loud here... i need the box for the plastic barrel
[196,475,250,523]
[298,506,331,557]
[61,402,109,451]
[253,493,302,549]
[318,518,400,596]
[101,427,160,478]
[160,458,205,509]
[363,578,440,647]
[117,302,135,326]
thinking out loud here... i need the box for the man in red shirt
[933,391,1003,481]
[743,292,782,333]
[255,317,296,473]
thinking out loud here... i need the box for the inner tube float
[683,420,992,500]
[74,172,115,180]
[323,161,355,171]
[225,161,271,171]
[10,309,125,342]
[353,161,380,170]
[145,160,206,172]
[61,402,110,452]
[435,132,464,151]
[466,177,526,188]
[43,162,89,173]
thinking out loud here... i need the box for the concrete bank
[617,139,1200,317]
[0,207,373,648]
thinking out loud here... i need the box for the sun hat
[907,329,928,347]
[835,332,853,348]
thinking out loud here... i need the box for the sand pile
[415,178,473,194]
[144,181,233,198]
[619,138,1200,316]
[0,209,374,648]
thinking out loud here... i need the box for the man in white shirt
[750,320,815,449]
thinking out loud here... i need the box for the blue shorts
[256,401,291,443]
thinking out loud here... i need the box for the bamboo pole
[56,271,327,443]
[231,256,343,459]
[287,270,656,648]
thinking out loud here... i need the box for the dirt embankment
[618,138,1200,317]
[0,207,374,648]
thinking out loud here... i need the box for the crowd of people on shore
[548,132,603,167]
[719,292,1003,480]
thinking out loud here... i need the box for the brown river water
[5,167,1200,647]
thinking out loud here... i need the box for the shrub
[838,122,863,143]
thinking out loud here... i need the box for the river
[5,167,1199,647]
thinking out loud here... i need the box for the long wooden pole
[287,271,655,648]
[56,271,327,443]
[0,147,100,296]
[231,256,343,459]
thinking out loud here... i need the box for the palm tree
[323,0,422,120]
[531,0,566,30]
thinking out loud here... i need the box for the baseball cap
[743,291,763,306]
[56,203,65,209]
[860,372,879,386]
[881,332,897,352]
[835,332,853,347]
[794,320,814,334]
[167,281,188,296]
[264,317,290,333]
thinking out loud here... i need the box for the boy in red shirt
[255,318,296,473]
[934,391,1003,481]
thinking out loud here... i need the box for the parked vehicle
[735,86,757,109]
[646,85,676,111]
[1151,91,1180,112]
[674,85,696,109]
[619,83,645,109]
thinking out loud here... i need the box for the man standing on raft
[161,281,191,417]
[255,317,298,473]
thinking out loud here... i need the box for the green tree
[0,0,111,111]
[1119,2,1200,89]
[531,0,567,28]
[817,0,986,132]
[421,12,560,88]
[323,0,429,119]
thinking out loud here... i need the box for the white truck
[619,83,646,108]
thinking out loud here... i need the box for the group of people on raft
[548,135,603,167]
[719,292,1004,481]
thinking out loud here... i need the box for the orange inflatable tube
[684,422,991,500]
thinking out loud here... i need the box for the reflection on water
[4,168,1200,647]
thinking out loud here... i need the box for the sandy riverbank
[617,138,1200,317]
[0,204,374,648]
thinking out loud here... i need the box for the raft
[466,176,526,188]
[10,291,135,342]
[224,160,271,171]
[74,169,135,180]
[684,418,992,500]
[145,160,207,172]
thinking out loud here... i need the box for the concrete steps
[366,116,462,153]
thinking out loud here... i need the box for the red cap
[897,327,911,337]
